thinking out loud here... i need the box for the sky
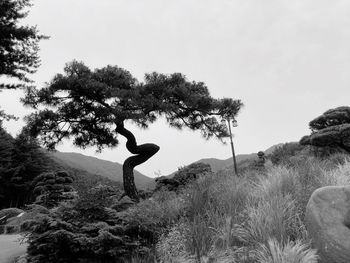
[1,0,350,177]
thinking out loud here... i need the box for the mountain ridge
[168,143,284,175]
[46,143,285,190]
[47,151,155,189]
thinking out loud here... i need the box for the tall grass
[184,172,251,259]
[156,155,350,262]
[241,194,306,247]
[255,238,318,263]
[251,166,299,201]
[319,160,350,186]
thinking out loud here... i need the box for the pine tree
[23,61,243,201]
[32,171,74,208]
[0,125,15,207]
[0,0,47,89]
[9,131,51,206]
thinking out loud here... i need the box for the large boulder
[305,185,350,263]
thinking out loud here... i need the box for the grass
[17,153,350,262]
[255,238,318,263]
[155,156,350,262]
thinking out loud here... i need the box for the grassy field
[0,234,27,263]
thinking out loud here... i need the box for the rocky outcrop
[305,185,350,263]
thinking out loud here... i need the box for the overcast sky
[1,0,350,177]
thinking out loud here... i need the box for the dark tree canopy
[23,61,243,200]
[24,61,242,149]
[300,106,350,153]
[0,0,47,89]
[0,125,51,208]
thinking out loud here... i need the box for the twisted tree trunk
[116,123,159,201]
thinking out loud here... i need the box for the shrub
[0,207,24,219]
[156,222,189,261]
[24,208,141,263]
[23,185,151,262]
[119,194,186,245]
[74,185,117,222]
[269,143,305,166]
[32,171,74,208]
[155,162,212,192]
[173,163,212,183]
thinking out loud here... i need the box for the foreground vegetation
[153,153,350,262]
[0,145,345,262]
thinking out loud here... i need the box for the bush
[0,207,24,219]
[74,185,117,222]
[24,209,141,263]
[156,222,189,261]
[155,162,212,192]
[119,193,186,245]
[33,171,74,208]
[23,185,153,263]
[268,143,306,166]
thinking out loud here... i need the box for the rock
[305,185,350,263]
[112,196,136,212]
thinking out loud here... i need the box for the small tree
[300,106,350,153]
[32,171,74,208]
[23,61,243,201]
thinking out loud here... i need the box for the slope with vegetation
[0,124,124,210]
[48,151,153,190]
[19,143,350,262]
[0,106,349,263]
[189,143,283,174]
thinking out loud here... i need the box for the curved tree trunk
[116,123,159,201]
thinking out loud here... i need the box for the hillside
[45,144,284,191]
[47,151,155,190]
[195,153,256,173]
[175,143,285,174]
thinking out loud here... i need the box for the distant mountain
[45,143,285,191]
[195,153,257,173]
[47,151,155,190]
[170,143,285,175]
